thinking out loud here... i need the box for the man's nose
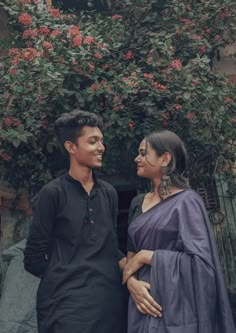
[98,141,105,152]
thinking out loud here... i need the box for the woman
[123,130,235,333]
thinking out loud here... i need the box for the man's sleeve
[23,185,58,278]
[109,186,126,261]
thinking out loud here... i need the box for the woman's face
[134,139,164,179]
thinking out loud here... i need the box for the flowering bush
[0,0,235,194]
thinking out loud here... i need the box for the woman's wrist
[127,275,137,287]
[139,250,154,265]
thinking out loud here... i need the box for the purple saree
[128,189,235,333]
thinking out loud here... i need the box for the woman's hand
[127,276,162,318]
[122,250,154,284]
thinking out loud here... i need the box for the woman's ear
[64,141,75,154]
[162,152,172,167]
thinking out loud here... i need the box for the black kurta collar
[64,172,100,195]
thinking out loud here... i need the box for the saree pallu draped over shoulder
[128,190,235,333]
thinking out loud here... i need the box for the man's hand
[127,276,162,318]
[119,257,127,272]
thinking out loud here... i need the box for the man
[24,110,127,333]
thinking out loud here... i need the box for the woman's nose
[134,155,140,163]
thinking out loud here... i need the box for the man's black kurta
[24,173,126,333]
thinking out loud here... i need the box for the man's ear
[162,152,172,167]
[64,141,76,154]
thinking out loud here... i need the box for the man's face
[66,126,105,168]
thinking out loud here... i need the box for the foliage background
[0,0,235,195]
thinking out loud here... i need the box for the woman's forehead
[139,139,148,149]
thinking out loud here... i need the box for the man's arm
[24,185,58,277]
[108,184,126,266]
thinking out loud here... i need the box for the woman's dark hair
[145,130,189,190]
[54,109,103,155]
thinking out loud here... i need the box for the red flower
[199,46,206,54]
[18,13,32,26]
[162,120,168,127]
[170,59,182,69]
[38,26,50,35]
[102,64,110,70]
[61,14,67,21]
[193,35,203,40]
[49,8,61,18]
[67,26,80,36]
[11,57,20,65]
[8,68,17,75]
[228,76,236,85]
[23,29,37,38]
[174,104,182,110]
[22,48,38,61]
[220,9,232,20]
[112,14,122,20]
[143,73,154,79]
[123,51,133,60]
[72,36,82,47]
[191,80,200,86]
[185,112,194,120]
[204,27,211,33]
[83,36,95,45]
[0,151,11,161]
[94,53,103,59]
[128,122,135,129]
[215,35,221,41]
[8,48,21,57]
[42,42,53,49]
[39,50,44,57]
[90,84,99,91]
[51,29,61,37]
[152,81,167,90]
[225,97,233,103]
[113,105,120,111]
[180,18,191,25]
[12,118,21,127]
[88,62,95,72]
[4,118,12,127]
[113,94,121,103]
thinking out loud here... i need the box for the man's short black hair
[54,109,103,155]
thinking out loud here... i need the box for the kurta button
[90,220,94,224]
[89,208,93,212]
